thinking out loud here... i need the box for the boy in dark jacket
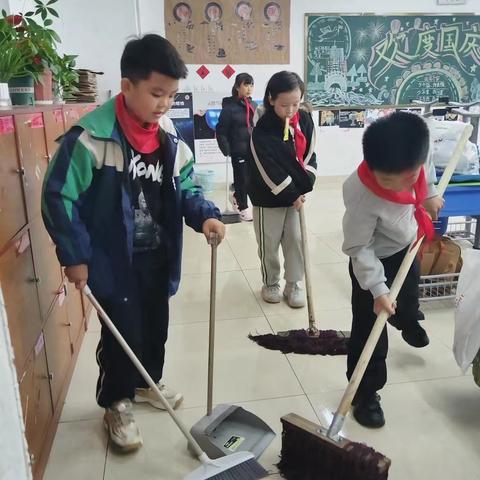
[248,71,317,308]
[42,35,225,452]
[216,73,256,221]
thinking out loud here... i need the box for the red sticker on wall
[30,113,44,129]
[221,65,235,79]
[196,65,210,79]
[0,116,14,135]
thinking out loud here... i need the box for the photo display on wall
[305,14,480,109]
[165,0,290,64]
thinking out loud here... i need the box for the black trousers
[231,155,248,211]
[347,246,420,400]
[95,251,169,408]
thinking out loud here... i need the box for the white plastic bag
[453,249,480,373]
[428,119,480,175]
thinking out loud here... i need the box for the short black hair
[263,71,305,111]
[363,111,430,173]
[121,34,188,82]
[232,72,254,96]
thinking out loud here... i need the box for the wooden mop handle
[82,286,206,459]
[299,206,316,332]
[207,233,219,416]
[333,122,473,421]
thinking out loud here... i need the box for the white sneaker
[239,207,253,222]
[104,399,143,452]
[261,284,282,303]
[134,382,184,410]
[283,282,306,308]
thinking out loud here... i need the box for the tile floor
[44,178,480,480]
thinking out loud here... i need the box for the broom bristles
[248,329,349,355]
[207,457,268,479]
[278,413,390,480]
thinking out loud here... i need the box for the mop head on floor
[248,329,349,355]
[277,413,390,480]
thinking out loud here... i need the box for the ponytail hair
[232,72,254,96]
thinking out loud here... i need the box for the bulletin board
[165,0,290,64]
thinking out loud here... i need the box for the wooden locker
[0,230,43,375]
[14,113,49,221]
[63,106,82,131]
[43,293,73,409]
[43,109,65,159]
[18,335,53,475]
[29,215,63,321]
[0,115,27,249]
[65,281,86,349]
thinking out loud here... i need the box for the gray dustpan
[189,234,275,460]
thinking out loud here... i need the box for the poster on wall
[305,14,480,108]
[167,92,195,155]
[193,92,227,164]
[165,0,290,64]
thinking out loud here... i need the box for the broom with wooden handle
[249,206,349,355]
[278,121,473,480]
[83,285,268,480]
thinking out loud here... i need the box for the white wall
[6,0,479,176]
[7,0,139,97]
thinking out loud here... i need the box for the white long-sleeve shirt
[342,158,437,298]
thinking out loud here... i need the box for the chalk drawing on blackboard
[306,14,480,108]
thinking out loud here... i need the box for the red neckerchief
[357,160,435,244]
[115,93,160,154]
[244,96,255,130]
[289,112,307,168]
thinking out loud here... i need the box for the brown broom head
[278,413,391,480]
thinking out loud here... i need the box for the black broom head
[248,329,349,355]
[278,413,390,480]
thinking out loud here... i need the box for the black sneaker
[352,393,385,429]
[388,310,425,329]
[402,322,430,348]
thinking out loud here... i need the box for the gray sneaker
[261,284,282,303]
[104,399,143,452]
[283,282,306,308]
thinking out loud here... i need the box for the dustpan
[189,233,275,459]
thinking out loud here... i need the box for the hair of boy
[362,111,430,173]
[121,34,188,83]
[231,72,254,96]
[262,71,305,111]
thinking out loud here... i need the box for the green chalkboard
[305,14,480,108]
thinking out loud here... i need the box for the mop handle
[328,122,472,438]
[83,285,207,460]
[299,206,317,333]
[207,233,219,416]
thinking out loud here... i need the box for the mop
[83,286,268,480]
[276,122,472,479]
[249,206,349,355]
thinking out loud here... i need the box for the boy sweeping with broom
[342,111,444,428]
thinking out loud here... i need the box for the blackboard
[305,14,480,108]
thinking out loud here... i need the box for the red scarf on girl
[288,112,307,168]
[115,93,160,154]
[244,97,255,131]
[357,160,435,243]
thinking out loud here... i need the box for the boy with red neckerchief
[42,35,225,452]
[342,111,444,429]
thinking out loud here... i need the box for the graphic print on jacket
[127,145,165,252]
